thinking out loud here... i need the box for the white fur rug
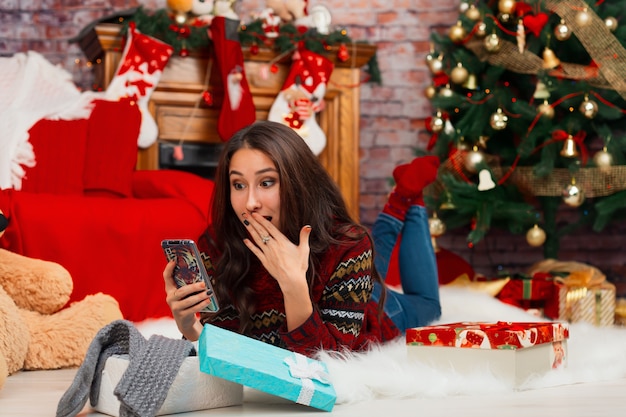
[136,287,626,405]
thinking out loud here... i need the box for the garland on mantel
[125,6,381,83]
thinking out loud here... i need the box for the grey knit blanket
[56,319,195,417]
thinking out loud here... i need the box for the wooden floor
[2,367,626,416]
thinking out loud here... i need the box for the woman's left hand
[242,212,312,293]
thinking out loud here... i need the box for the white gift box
[93,354,243,416]
[406,321,569,388]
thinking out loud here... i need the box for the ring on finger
[261,235,271,244]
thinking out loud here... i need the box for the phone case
[161,239,219,312]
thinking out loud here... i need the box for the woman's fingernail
[243,219,250,226]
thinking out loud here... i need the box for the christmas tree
[424,0,626,259]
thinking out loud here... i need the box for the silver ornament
[562,180,585,207]
[554,20,571,41]
[464,146,485,173]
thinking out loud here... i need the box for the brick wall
[2,0,625,284]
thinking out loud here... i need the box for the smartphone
[161,239,219,312]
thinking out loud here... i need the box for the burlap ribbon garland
[465,0,626,100]
[431,150,626,198]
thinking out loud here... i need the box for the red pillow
[21,118,89,194]
[83,99,141,197]
[132,169,214,220]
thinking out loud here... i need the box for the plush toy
[0,210,123,390]
[191,0,215,24]
[266,0,308,25]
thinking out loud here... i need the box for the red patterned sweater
[196,228,401,357]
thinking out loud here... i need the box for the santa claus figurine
[268,48,334,155]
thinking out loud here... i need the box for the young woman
[163,121,440,356]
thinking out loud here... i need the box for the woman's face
[229,147,281,230]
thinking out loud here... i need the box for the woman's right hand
[163,260,207,341]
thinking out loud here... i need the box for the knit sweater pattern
[197,228,400,357]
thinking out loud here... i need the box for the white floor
[1,368,626,416]
[3,287,626,416]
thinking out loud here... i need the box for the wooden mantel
[78,23,376,221]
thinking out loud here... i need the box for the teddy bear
[0,210,123,390]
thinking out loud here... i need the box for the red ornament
[250,44,259,55]
[179,48,189,57]
[270,64,279,73]
[202,91,213,106]
[522,13,549,37]
[178,26,191,38]
[337,44,349,62]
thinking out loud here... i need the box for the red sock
[210,17,256,141]
[383,156,440,220]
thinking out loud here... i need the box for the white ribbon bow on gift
[284,353,330,406]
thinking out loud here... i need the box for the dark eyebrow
[229,167,278,177]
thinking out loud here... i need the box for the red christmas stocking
[210,16,256,141]
[105,22,174,148]
[268,48,334,155]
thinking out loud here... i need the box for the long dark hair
[211,121,386,331]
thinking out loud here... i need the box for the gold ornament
[526,224,547,247]
[542,47,561,69]
[498,0,516,15]
[439,84,454,97]
[554,19,571,41]
[560,135,579,158]
[575,8,591,27]
[605,17,618,32]
[449,21,467,43]
[450,63,469,84]
[464,146,485,173]
[424,85,437,99]
[579,96,598,119]
[439,190,456,210]
[489,107,508,130]
[430,111,445,133]
[533,81,550,100]
[426,53,444,74]
[429,212,446,252]
[465,5,481,21]
[429,212,446,237]
[174,11,188,25]
[463,73,478,90]
[593,147,613,171]
[457,136,471,151]
[538,100,555,119]
[484,33,502,53]
[499,13,512,24]
[475,22,488,38]
[562,178,585,207]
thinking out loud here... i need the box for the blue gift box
[198,324,336,412]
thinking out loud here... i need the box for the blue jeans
[371,206,441,332]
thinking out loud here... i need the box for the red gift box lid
[406,321,569,350]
